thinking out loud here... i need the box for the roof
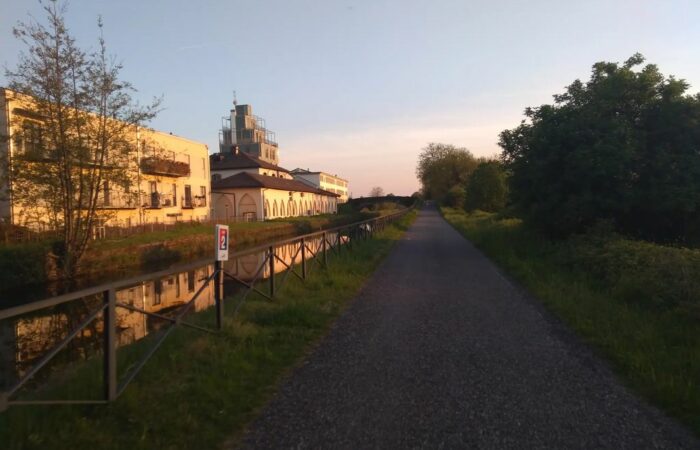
[212,172,340,197]
[210,151,289,172]
[290,167,347,182]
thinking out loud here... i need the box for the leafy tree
[444,185,466,208]
[416,143,478,202]
[369,186,384,197]
[499,53,700,242]
[4,1,159,276]
[465,161,508,212]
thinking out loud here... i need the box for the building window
[184,185,192,208]
[103,181,110,207]
[199,186,207,207]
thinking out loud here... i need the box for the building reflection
[0,232,346,391]
[0,265,214,389]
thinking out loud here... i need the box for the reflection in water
[225,233,345,281]
[0,265,214,391]
[0,232,347,391]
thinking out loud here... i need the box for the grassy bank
[0,211,416,450]
[0,211,377,292]
[441,207,700,435]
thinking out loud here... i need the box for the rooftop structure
[219,102,279,165]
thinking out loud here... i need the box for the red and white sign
[215,224,229,261]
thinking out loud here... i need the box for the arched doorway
[214,193,235,220]
[239,194,257,221]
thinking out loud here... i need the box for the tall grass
[442,207,700,435]
[0,211,416,450]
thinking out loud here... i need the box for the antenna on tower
[233,90,238,107]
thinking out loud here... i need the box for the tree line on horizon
[418,53,700,245]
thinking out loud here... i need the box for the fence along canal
[0,209,409,411]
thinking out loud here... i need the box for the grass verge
[441,207,700,436]
[0,210,416,449]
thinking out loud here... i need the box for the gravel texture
[238,206,698,449]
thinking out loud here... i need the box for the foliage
[442,207,700,435]
[499,53,700,242]
[4,1,160,276]
[464,161,508,212]
[416,142,478,202]
[368,186,385,197]
[443,184,466,208]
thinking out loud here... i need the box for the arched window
[264,199,270,219]
[273,200,278,217]
[280,200,286,216]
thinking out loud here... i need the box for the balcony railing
[181,196,206,209]
[143,193,177,209]
[140,157,190,177]
[97,193,137,209]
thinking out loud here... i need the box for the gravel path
[238,206,698,449]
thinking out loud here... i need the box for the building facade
[291,169,349,203]
[210,151,338,221]
[0,88,210,230]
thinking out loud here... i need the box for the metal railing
[0,208,410,411]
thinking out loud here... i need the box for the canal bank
[0,211,381,308]
[0,210,416,450]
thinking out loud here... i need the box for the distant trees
[499,53,700,242]
[465,161,508,212]
[416,143,479,202]
[369,186,385,197]
[4,1,159,276]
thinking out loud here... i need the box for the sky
[1,0,699,196]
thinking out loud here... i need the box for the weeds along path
[237,205,698,449]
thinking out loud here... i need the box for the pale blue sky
[2,0,699,195]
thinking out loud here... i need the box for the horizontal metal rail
[0,207,411,411]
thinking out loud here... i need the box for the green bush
[0,241,52,290]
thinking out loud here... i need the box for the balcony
[97,193,137,209]
[140,157,190,177]
[181,195,206,209]
[143,193,177,209]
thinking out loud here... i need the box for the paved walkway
[239,207,698,449]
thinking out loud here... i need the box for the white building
[290,169,349,203]
[210,150,339,221]
[210,101,342,221]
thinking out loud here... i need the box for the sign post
[214,225,229,329]
[215,224,229,261]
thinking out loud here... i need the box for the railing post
[322,231,328,267]
[301,237,307,279]
[103,288,117,402]
[215,260,224,330]
[269,246,275,297]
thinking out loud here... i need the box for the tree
[444,185,466,208]
[369,186,384,197]
[499,53,700,242]
[416,143,478,202]
[4,1,159,276]
[465,161,508,212]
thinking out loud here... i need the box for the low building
[0,88,210,230]
[290,168,349,203]
[210,150,339,221]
